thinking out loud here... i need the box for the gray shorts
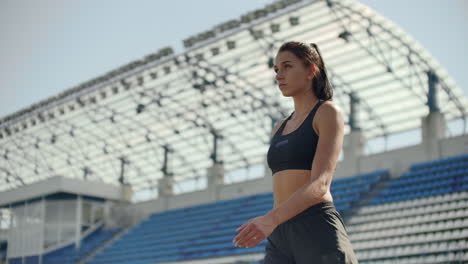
[263,202,358,264]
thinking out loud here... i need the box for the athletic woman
[232,41,358,264]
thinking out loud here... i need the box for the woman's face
[274,51,313,96]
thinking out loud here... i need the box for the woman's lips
[279,83,286,88]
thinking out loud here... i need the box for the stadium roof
[0,0,467,196]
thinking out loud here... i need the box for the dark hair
[278,41,333,101]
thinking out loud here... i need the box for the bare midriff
[273,169,333,209]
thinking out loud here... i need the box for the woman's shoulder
[318,100,343,117]
[313,100,345,135]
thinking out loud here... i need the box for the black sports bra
[267,100,325,175]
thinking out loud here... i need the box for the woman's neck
[291,91,319,118]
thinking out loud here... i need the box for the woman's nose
[275,72,284,81]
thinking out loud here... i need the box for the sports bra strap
[277,99,323,135]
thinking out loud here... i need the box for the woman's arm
[266,102,344,226]
[232,102,344,248]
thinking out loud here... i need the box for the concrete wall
[354,144,425,178]
[0,176,125,207]
[134,176,273,219]
[441,133,468,158]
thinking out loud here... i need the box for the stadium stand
[83,170,386,264]
[6,225,120,264]
[79,155,468,264]
[43,225,121,264]
[2,156,466,264]
[370,153,468,204]
[347,153,468,263]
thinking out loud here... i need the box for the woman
[232,41,358,263]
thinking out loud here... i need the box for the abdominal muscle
[273,169,333,209]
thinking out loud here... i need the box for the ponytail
[310,43,333,101]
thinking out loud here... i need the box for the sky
[1,0,467,120]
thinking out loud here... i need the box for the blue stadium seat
[371,154,468,204]
[84,170,388,264]
[41,225,121,264]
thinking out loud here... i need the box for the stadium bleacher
[83,154,467,264]
[32,225,120,264]
[83,170,386,264]
[348,153,468,263]
[370,153,468,204]
[349,191,468,263]
[5,154,467,264]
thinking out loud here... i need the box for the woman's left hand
[232,214,278,248]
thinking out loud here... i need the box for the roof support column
[74,195,82,250]
[118,157,133,202]
[421,71,446,161]
[158,145,174,202]
[339,93,366,177]
[207,130,224,201]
